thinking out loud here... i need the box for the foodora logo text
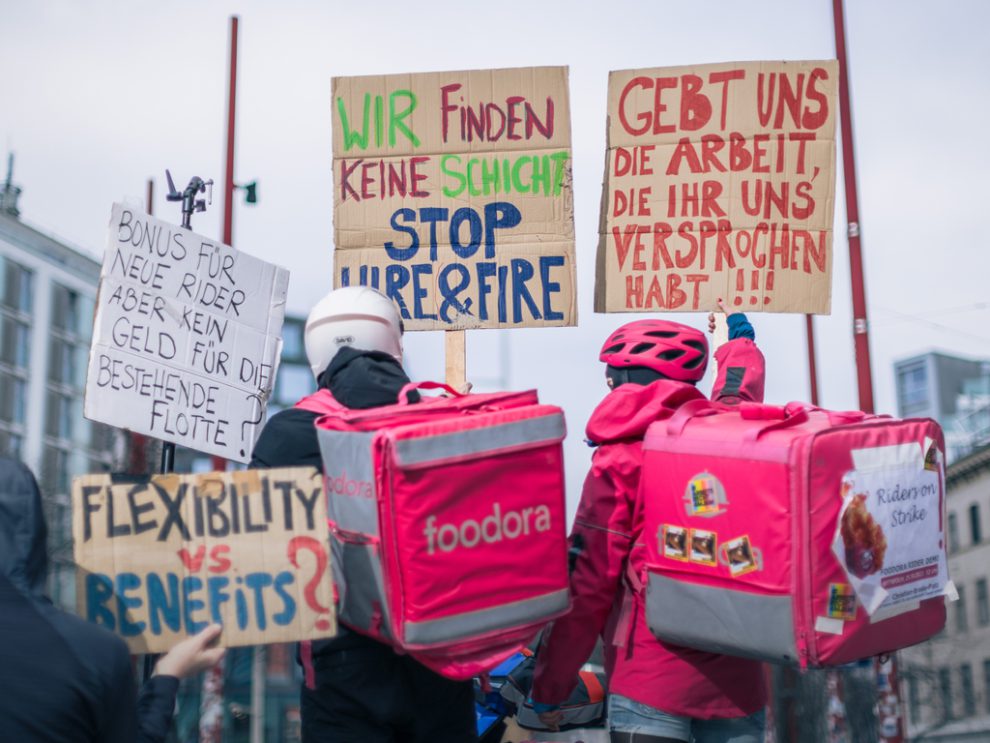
[424,502,552,555]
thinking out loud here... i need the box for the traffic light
[240,181,258,204]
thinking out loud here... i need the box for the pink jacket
[532,339,767,718]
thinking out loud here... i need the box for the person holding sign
[0,458,226,743]
[530,308,766,743]
[250,286,477,743]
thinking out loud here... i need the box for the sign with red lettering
[73,467,336,652]
[595,60,838,314]
[84,203,289,463]
[332,67,576,330]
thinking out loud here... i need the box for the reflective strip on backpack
[317,427,380,536]
[330,527,392,640]
[403,588,569,645]
[393,413,565,469]
[645,571,798,663]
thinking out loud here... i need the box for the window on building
[276,365,315,406]
[898,364,929,412]
[939,667,953,720]
[0,316,31,368]
[88,422,114,454]
[961,664,975,717]
[41,445,70,496]
[282,320,304,360]
[971,504,982,545]
[908,673,920,725]
[51,284,80,334]
[45,392,75,441]
[949,512,960,554]
[0,429,22,458]
[48,337,75,385]
[957,585,968,633]
[2,259,34,313]
[978,579,990,627]
[984,660,990,714]
[0,375,26,425]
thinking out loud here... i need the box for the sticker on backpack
[827,583,857,620]
[832,443,949,616]
[660,524,689,561]
[683,473,728,518]
[718,535,762,577]
[688,528,717,566]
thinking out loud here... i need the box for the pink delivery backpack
[311,382,570,680]
[640,400,951,668]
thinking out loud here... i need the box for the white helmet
[304,286,403,379]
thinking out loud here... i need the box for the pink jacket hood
[586,379,705,446]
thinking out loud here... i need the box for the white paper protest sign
[84,203,289,463]
[832,445,948,615]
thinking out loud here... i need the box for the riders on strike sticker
[832,445,948,615]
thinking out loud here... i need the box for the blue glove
[727,313,755,341]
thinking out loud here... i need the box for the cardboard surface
[84,203,290,462]
[596,60,838,314]
[72,467,336,653]
[332,66,576,329]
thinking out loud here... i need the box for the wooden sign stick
[445,330,467,392]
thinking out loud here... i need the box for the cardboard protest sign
[84,203,289,463]
[73,467,335,653]
[596,60,838,314]
[332,66,575,330]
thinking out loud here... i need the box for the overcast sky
[3,0,988,507]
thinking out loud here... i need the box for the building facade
[0,191,117,609]
[894,352,990,462]
[899,443,990,741]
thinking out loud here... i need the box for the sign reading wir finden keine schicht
[332,66,576,330]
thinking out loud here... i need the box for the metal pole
[833,8,903,741]
[806,314,820,406]
[223,16,238,248]
[833,0,875,416]
[199,17,239,743]
[250,646,266,743]
[211,13,238,475]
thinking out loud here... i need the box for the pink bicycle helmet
[599,319,709,382]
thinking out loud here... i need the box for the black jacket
[250,348,414,653]
[0,458,178,743]
[251,351,477,742]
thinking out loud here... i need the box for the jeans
[608,693,765,743]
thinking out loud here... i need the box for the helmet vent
[644,330,678,338]
[657,349,685,361]
[630,342,656,355]
[602,343,625,355]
